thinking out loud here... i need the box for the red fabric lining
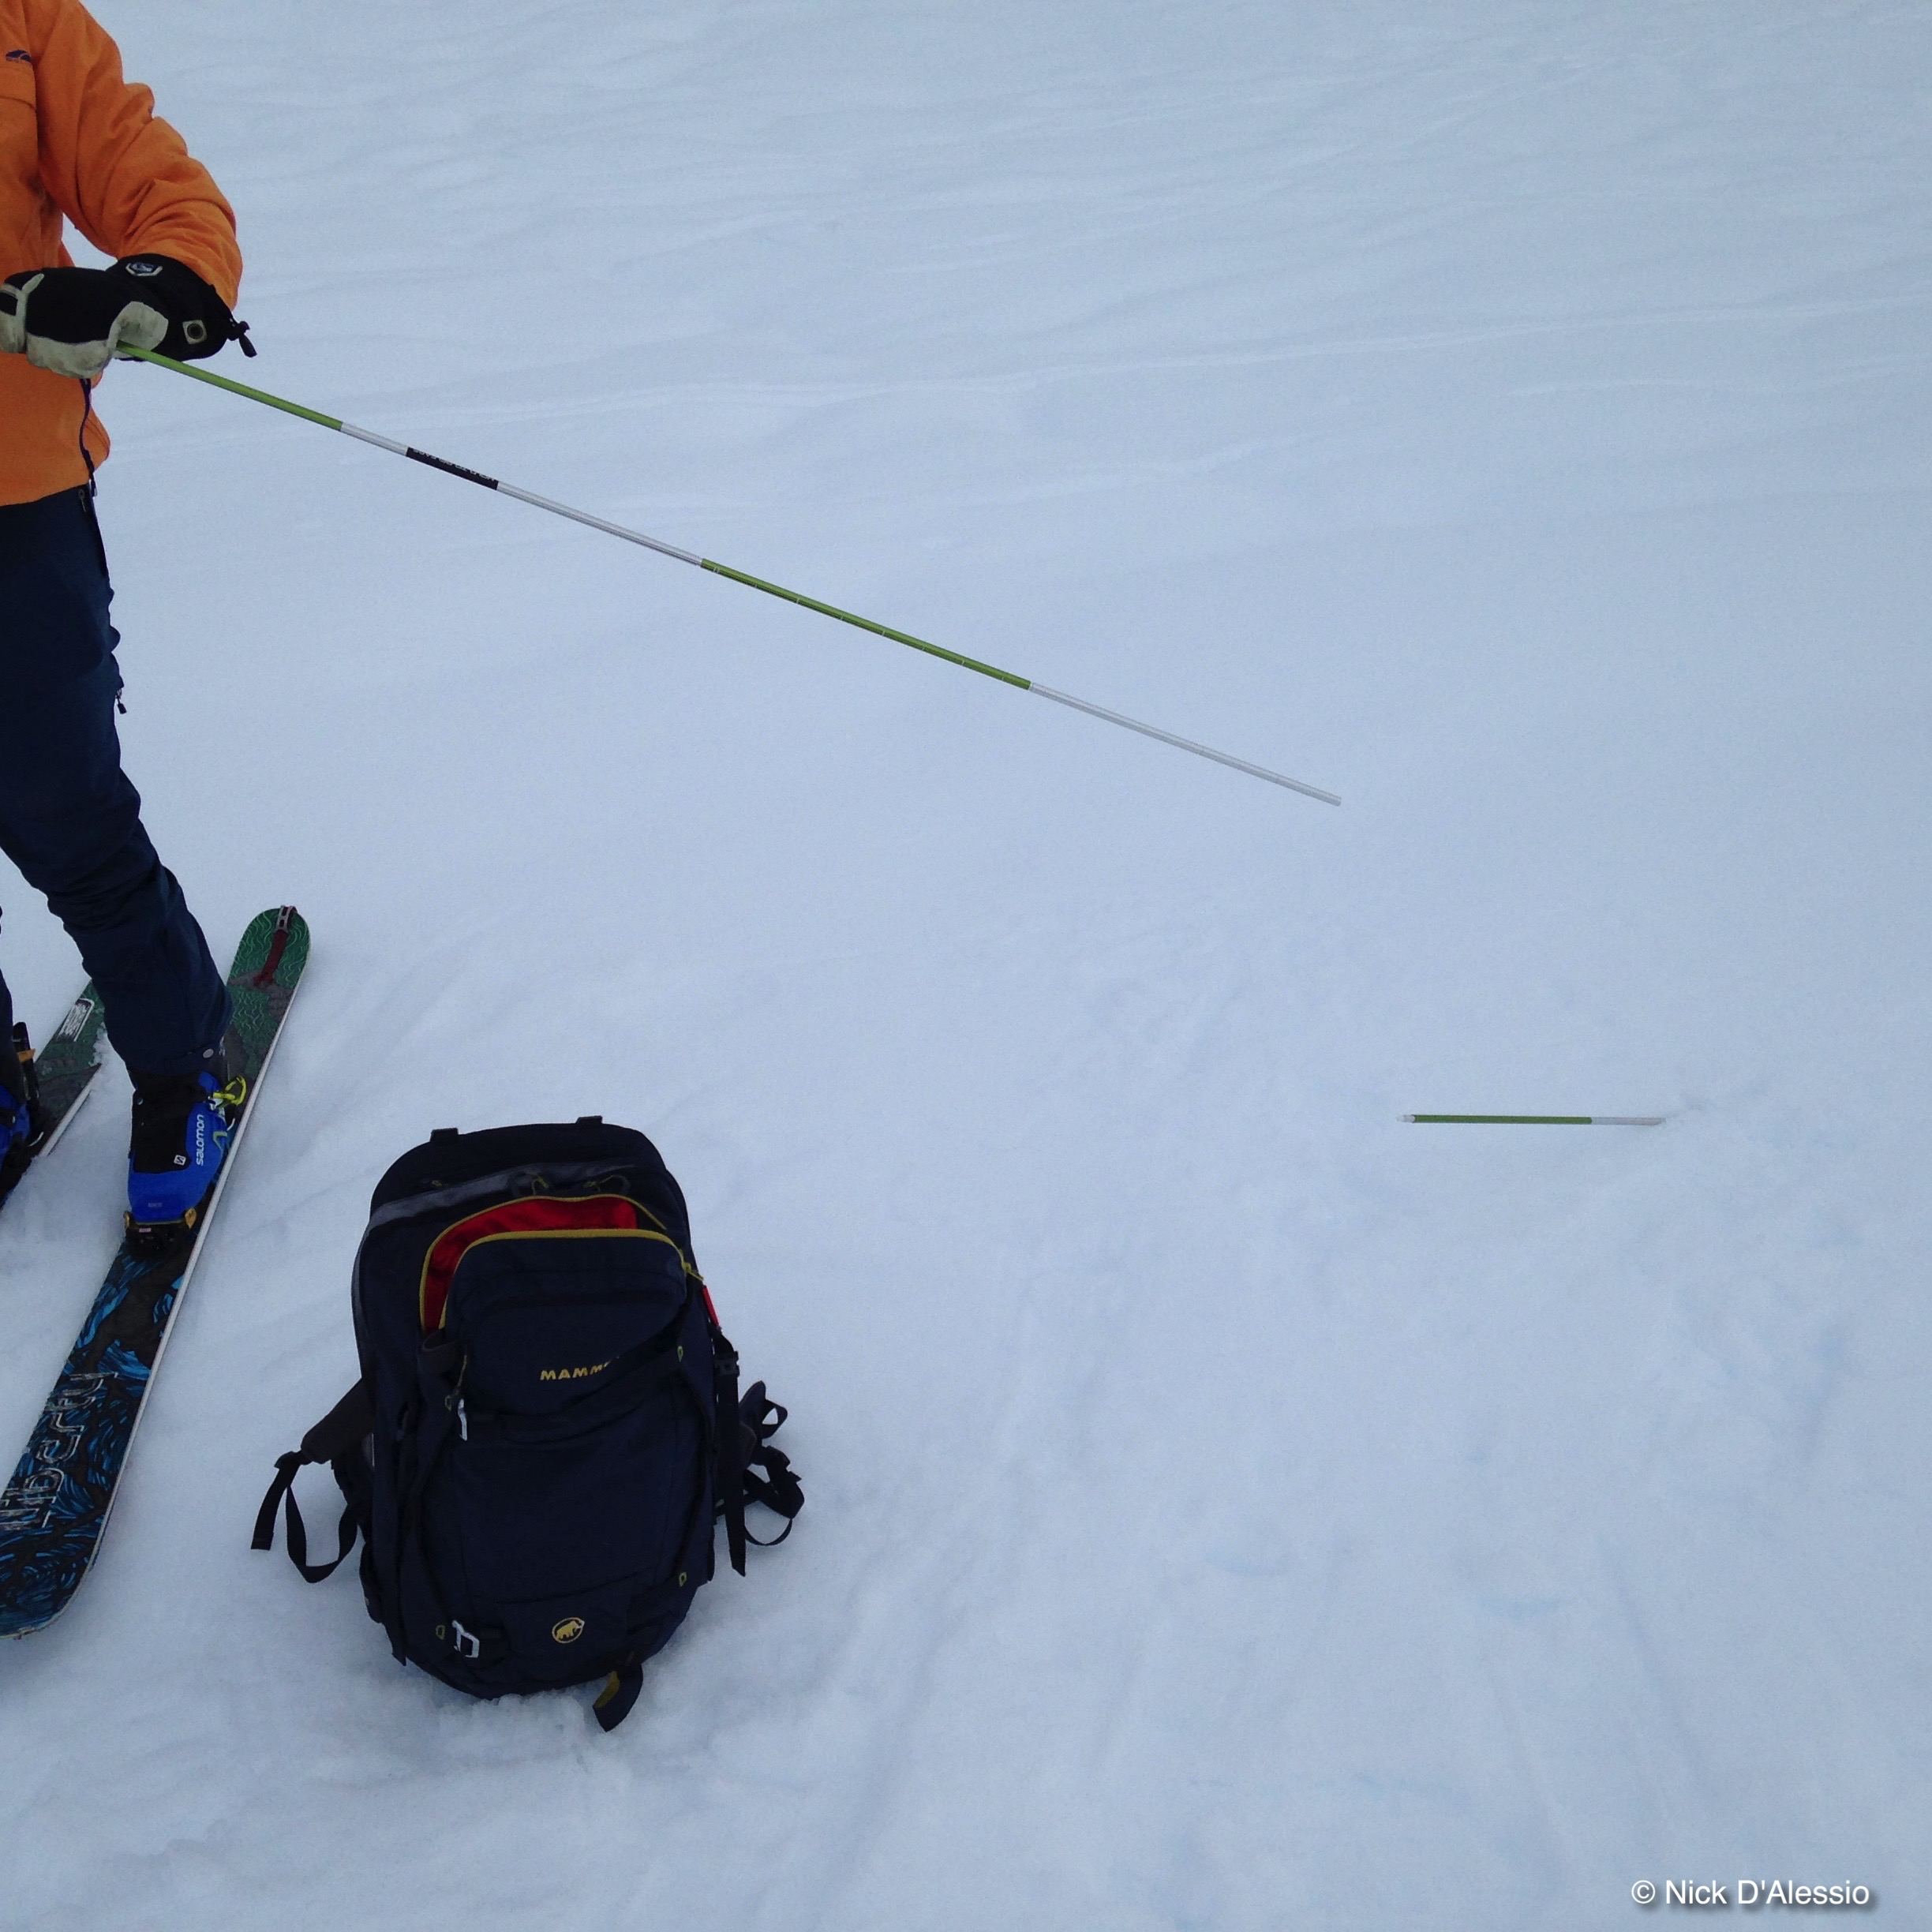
[418,1194,642,1332]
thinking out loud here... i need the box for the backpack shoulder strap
[252,1380,375,1583]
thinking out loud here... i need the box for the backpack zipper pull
[455,1396,468,1441]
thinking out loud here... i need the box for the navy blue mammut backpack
[253,1118,801,1730]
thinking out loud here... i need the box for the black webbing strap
[712,1331,747,1575]
[738,1381,803,1547]
[251,1380,374,1582]
[253,1455,359,1582]
[593,1660,644,1732]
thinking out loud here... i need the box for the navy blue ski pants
[0,487,229,1081]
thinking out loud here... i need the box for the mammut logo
[537,1361,612,1383]
[5,48,31,62]
[551,1616,585,1644]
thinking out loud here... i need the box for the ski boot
[127,1033,246,1256]
[0,1024,43,1205]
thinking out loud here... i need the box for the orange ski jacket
[0,0,240,505]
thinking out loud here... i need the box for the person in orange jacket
[0,0,255,1242]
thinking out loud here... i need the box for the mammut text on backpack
[253,1118,802,1731]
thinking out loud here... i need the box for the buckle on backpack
[450,1619,481,1660]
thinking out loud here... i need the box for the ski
[0,906,310,1637]
[2,984,111,1200]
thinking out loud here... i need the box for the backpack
[252,1118,801,1731]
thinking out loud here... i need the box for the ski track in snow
[2,1,1930,1926]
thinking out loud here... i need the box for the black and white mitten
[0,255,252,377]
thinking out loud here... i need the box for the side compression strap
[738,1381,803,1546]
[711,1329,747,1575]
[251,1380,375,1582]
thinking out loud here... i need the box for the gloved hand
[0,254,253,378]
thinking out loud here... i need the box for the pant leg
[0,960,18,1108]
[0,490,230,1078]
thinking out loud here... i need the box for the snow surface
[3,2,1930,1925]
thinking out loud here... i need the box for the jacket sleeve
[24,0,241,305]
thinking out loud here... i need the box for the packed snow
[3,1,1930,1925]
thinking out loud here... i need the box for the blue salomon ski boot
[127,1039,245,1254]
[0,1030,37,1205]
